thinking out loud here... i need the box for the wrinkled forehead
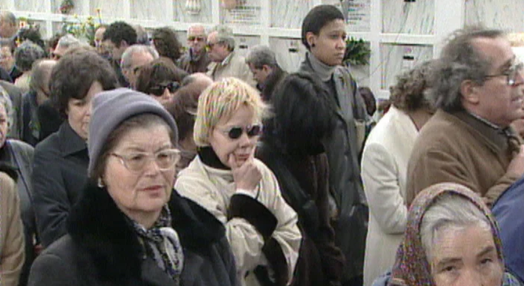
[188,26,206,38]
[472,36,514,70]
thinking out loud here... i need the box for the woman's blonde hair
[194,77,267,146]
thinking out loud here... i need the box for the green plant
[61,10,102,45]
[343,37,371,66]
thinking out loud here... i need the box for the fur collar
[67,180,225,283]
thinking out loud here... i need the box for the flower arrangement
[343,37,371,66]
[61,9,103,45]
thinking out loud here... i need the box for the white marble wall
[271,0,311,29]
[268,37,306,72]
[90,0,126,18]
[380,44,432,89]
[465,0,524,32]
[15,0,47,13]
[382,0,434,34]
[174,0,212,23]
[221,0,261,26]
[130,0,168,21]
[234,35,260,57]
[51,0,81,14]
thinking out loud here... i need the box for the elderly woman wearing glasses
[176,78,301,286]
[28,88,238,286]
[136,57,188,107]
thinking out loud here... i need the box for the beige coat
[406,110,520,206]
[0,172,25,286]
[207,51,256,87]
[361,107,415,285]
[176,156,301,286]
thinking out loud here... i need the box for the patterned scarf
[128,206,184,284]
[389,183,505,286]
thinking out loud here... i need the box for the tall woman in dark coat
[32,50,118,247]
[28,88,238,286]
[257,72,345,286]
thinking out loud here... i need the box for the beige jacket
[176,156,301,286]
[0,172,25,286]
[207,51,257,87]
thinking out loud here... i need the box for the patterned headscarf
[389,183,504,286]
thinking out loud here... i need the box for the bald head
[0,11,17,38]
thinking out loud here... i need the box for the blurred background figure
[151,27,183,66]
[245,45,287,102]
[361,61,434,286]
[0,11,18,48]
[136,57,187,107]
[179,24,210,74]
[166,73,212,170]
[21,59,56,146]
[102,21,137,86]
[13,40,46,93]
[359,87,376,117]
[51,34,81,60]
[120,45,158,89]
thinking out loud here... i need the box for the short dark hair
[103,21,137,47]
[301,5,344,50]
[90,113,175,180]
[268,72,336,155]
[14,40,46,72]
[48,32,63,51]
[152,27,183,63]
[136,57,188,94]
[49,50,118,115]
[16,26,46,53]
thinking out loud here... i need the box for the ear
[120,40,129,48]
[262,65,272,74]
[306,32,317,48]
[460,79,480,105]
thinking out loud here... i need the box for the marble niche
[271,0,311,29]
[382,0,434,34]
[380,44,432,90]
[233,35,260,57]
[465,0,524,33]
[268,37,306,73]
[14,0,48,13]
[130,0,169,21]
[221,0,261,26]
[174,0,212,23]
[90,0,126,18]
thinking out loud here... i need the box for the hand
[229,153,261,192]
[507,145,524,177]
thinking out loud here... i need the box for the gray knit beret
[88,88,178,177]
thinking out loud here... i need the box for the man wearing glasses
[407,27,524,206]
[179,24,211,74]
[205,25,256,87]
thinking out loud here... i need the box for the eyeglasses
[484,60,524,86]
[206,42,217,51]
[148,82,181,96]
[218,124,263,140]
[111,149,181,173]
[188,36,205,42]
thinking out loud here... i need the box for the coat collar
[57,121,88,156]
[67,180,225,283]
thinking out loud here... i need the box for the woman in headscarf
[372,182,521,286]
[28,88,238,286]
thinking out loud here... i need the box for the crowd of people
[0,3,523,286]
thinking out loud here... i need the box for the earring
[97,177,105,188]
[311,43,316,47]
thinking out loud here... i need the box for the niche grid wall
[0,0,464,99]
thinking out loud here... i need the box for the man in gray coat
[298,5,369,286]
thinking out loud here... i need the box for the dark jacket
[32,121,89,247]
[257,140,345,286]
[21,90,40,146]
[28,181,238,286]
[493,175,524,283]
[298,54,368,281]
[36,99,63,142]
[0,139,35,286]
[259,67,287,102]
[178,49,211,74]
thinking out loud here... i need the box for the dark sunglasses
[220,125,263,140]
[188,36,205,42]
[149,82,181,96]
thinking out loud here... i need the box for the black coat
[28,181,238,286]
[0,139,35,286]
[32,121,89,247]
